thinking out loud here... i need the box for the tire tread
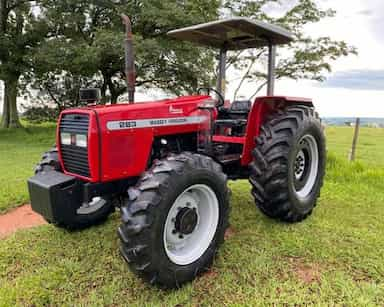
[249,105,326,223]
[119,153,230,288]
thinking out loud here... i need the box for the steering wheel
[198,87,225,108]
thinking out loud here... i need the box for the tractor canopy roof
[167,17,293,50]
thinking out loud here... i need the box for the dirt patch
[225,227,235,240]
[204,269,219,279]
[295,263,321,284]
[286,256,322,284]
[0,205,47,239]
[195,268,220,290]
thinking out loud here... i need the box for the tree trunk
[100,72,108,104]
[110,92,118,104]
[0,81,10,128]
[0,1,10,128]
[100,81,108,104]
[107,77,118,104]
[0,0,8,33]
[1,78,22,128]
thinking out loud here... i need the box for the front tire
[35,147,114,229]
[118,153,230,288]
[249,105,326,223]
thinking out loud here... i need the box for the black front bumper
[28,171,138,224]
[28,171,83,224]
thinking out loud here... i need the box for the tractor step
[218,154,242,164]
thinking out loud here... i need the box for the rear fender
[241,96,313,166]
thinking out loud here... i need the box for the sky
[1,0,384,118]
[260,0,384,117]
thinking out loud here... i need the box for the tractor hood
[57,95,212,183]
[86,95,210,118]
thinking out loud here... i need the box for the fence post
[349,117,360,161]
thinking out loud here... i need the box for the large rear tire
[35,147,114,229]
[118,153,230,288]
[249,105,326,223]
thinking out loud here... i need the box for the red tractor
[28,17,326,288]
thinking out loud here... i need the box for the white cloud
[276,79,384,117]
[305,0,384,71]
[321,69,384,90]
[227,0,384,117]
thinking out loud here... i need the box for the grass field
[0,122,56,213]
[0,124,383,305]
[326,126,384,167]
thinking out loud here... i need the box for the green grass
[0,124,383,305]
[326,126,384,167]
[0,122,56,213]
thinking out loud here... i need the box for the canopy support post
[217,47,227,98]
[267,43,276,96]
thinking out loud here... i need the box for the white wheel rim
[294,135,319,199]
[163,184,219,266]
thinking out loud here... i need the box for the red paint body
[57,95,312,183]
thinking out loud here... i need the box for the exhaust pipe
[121,14,136,104]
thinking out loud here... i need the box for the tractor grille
[59,114,90,178]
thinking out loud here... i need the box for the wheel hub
[175,207,198,235]
[294,150,306,179]
[163,184,219,266]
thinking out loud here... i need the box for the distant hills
[323,117,384,127]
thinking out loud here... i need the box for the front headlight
[75,134,87,148]
[61,133,71,145]
[60,133,87,148]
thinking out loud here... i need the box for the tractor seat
[219,100,252,119]
[229,100,252,114]
[215,100,251,136]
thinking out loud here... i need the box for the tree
[224,0,357,100]
[2,0,358,125]
[0,0,47,128]
[32,0,220,105]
